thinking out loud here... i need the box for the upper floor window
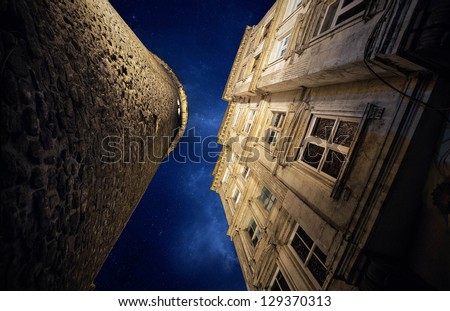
[231,186,241,205]
[315,0,366,36]
[251,54,260,72]
[248,218,261,247]
[265,111,286,145]
[297,115,358,179]
[278,35,291,58]
[287,0,303,17]
[242,166,250,179]
[222,169,230,185]
[270,270,291,291]
[291,225,328,286]
[246,38,255,56]
[259,186,276,212]
[239,64,247,80]
[230,152,238,164]
[232,107,241,128]
[261,20,272,43]
[244,109,257,133]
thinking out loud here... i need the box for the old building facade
[212,0,450,290]
[0,0,187,289]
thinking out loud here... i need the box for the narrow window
[278,36,290,58]
[265,111,286,145]
[270,270,291,291]
[244,110,257,133]
[248,218,261,247]
[231,187,241,205]
[242,166,250,179]
[259,186,276,212]
[291,225,328,286]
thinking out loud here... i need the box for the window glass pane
[313,246,327,263]
[333,121,358,147]
[320,1,339,33]
[307,255,327,286]
[271,281,281,291]
[291,234,310,262]
[302,143,324,168]
[271,113,281,126]
[265,129,277,144]
[248,227,255,238]
[276,271,291,291]
[342,0,354,7]
[321,150,345,178]
[312,118,335,140]
[336,1,365,25]
[297,227,314,248]
[242,166,249,178]
[266,195,276,211]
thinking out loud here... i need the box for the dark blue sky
[95,0,275,290]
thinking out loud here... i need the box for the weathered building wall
[213,0,450,291]
[0,0,187,289]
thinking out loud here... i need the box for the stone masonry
[0,0,188,289]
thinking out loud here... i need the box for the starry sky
[95,0,276,290]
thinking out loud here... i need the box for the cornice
[223,27,252,101]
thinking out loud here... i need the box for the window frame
[230,152,238,164]
[238,63,247,81]
[231,186,241,205]
[244,109,257,134]
[251,54,260,73]
[259,186,276,212]
[222,169,230,185]
[270,269,291,291]
[290,224,328,287]
[232,106,242,128]
[264,111,287,146]
[297,114,359,181]
[261,20,272,43]
[278,35,291,58]
[315,0,367,36]
[248,218,261,247]
[242,166,250,179]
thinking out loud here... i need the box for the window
[265,111,286,145]
[298,116,358,179]
[270,270,291,291]
[230,152,238,164]
[242,166,250,179]
[246,39,255,56]
[251,54,260,72]
[291,225,328,286]
[244,110,257,133]
[231,187,241,205]
[232,107,241,128]
[287,0,302,16]
[248,218,261,247]
[259,186,276,212]
[222,169,230,184]
[278,36,290,58]
[316,0,366,35]
[239,64,247,80]
[261,20,272,42]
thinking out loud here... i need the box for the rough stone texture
[0,0,187,290]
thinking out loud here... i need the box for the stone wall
[0,0,187,290]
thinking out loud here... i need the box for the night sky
[95,0,275,290]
